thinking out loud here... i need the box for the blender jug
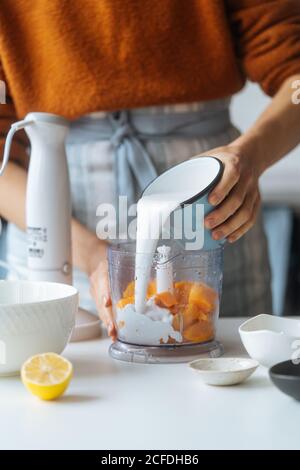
[108,156,225,364]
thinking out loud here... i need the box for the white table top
[1,317,300,450]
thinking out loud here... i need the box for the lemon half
[21,353,73,400]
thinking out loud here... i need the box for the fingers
[196,149,260,242]
[99,262,111,303]
[227,196,260,243]
[95,297,116,340]
[89,265,116,340]
[205,181,248,229]
[104,306,117,340]
[208,155,241,206]
[211,191,260,241]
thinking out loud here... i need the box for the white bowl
[0,281,78,376]
[189,357,258,386]
[239,314,300,368]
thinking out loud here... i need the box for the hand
[199,145,261,243]
[88,242,117,341]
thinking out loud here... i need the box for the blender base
[109,339,224,364]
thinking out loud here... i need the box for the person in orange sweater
[0,0,299,339]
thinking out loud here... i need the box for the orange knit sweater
[0,0,300,153]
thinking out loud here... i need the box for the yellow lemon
[21,353,73,401]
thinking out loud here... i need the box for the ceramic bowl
[0,280,78,376]
[239,314,300,368]
[270,361,300,401]
[189,357,258,386]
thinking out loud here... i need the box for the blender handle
[0,119,34,176]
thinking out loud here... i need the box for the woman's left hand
[198,145,261,243]
[89,258,117,340]
[85,238,117,340]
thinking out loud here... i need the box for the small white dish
[239,314,300,368]
[189,357,258,386]
[0,280,78,376]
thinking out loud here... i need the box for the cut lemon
[21,353,73,401]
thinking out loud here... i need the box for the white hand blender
[0,112,101,340]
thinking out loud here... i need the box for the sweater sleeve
[0,61,28,167]
[227,0,300,96]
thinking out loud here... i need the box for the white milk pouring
[116,191,190,346]
[134,157,224,315]
[134,193,183,314]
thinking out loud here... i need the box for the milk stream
[134,191,192,314]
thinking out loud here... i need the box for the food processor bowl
[108,242,224,363]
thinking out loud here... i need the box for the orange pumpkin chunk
[182,303,200,328]
[169,303,180,316]
[122,281,135,298]
[155,291,178,309]
[174,281,193,305]
[117,296,135,309]
[172,313,181,332]
[173,303,205,333]
[188,282,217,314]
[147,280,157,298]
[122,280,157,300]
[184,320,214,343]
